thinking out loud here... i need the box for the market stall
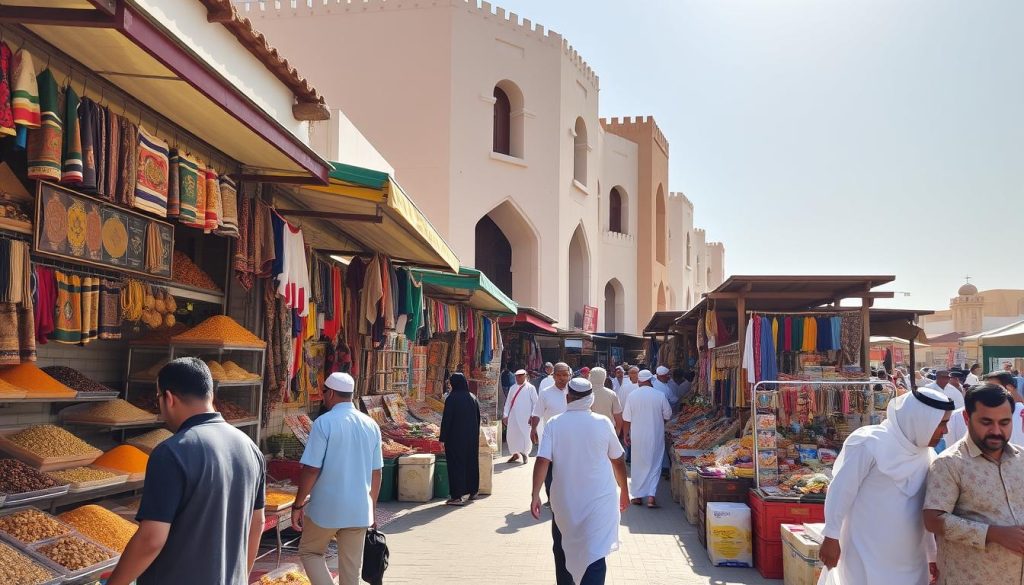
[960,320,1024,373]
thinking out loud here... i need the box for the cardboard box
[398,454,435,502]
[706,502,753,567]
[781,523,822,585]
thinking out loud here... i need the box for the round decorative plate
[44,195,67,247]
[101,216,129,259]
[66,201,87,255]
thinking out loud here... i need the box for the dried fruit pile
[37,535,114,571]
[40,366,114,394]
[171,315,265,348]
[0,508,71,543]
[172,250,220,291]
[58,505,138,553]
[6,425,101,459]
[0,539,57,585]
[66,399,157,423]
[0,459,65,494]
[214,398,253,421]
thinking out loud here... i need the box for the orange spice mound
[170,315,265,348]
[0,376,27,398]
[93,445,149,474]
[0,363,76,397]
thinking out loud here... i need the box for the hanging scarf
[77,97,97,190]
[11,49,40,138]
[34,265,56,344]
[80,276,99,345]
[176,152,200,226]
[133,126,170,217]
[203,167,221,232]
[0,43,14,136]
[232,190,254,290]
[60,84,83,184]
[52,271,82,345]
[104,107,120,200]
[216,175,239,237]
[194,161,208,227]
[167,149,180,217]
[26,69,62,181]
[98,279,122,340]
[117,117,137,206]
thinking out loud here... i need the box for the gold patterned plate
[102,216,129,259]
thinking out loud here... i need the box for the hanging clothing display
[133,126,170,217]
[203,166,220,232]
[177,152,200,226]
[98,279,122,340]
[52,271,82,345]
[11,48,40,143]
[0,42,14,137]
[216,175,239,238]
[34,265,56,344]
[77,96,97,190]
[275,215,311,317]
[61,84,82,184]
[26,68,62,181]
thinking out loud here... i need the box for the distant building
[237,0,725,333]
[916,281,1024,368]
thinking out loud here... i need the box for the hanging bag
[817,567,843,585]
[362,527,389,585]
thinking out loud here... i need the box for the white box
[478,453,494,495]
[706,502,753,568]
[398,454,435,502]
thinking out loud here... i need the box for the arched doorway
[568,225,590,328]
[604,279,625,333]
[474,215,512,298]
[474,200,540,307]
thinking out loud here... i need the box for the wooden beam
[293,102,330,122]
[277,209,382,223]
[86,0,117,16]
[0,7,116,27]
[707,290,894,301]
[234,174,324,185]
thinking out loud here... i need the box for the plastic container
[432,458,449,499]
[782,524,822,585]
[749,489,825,544]
[754,535,783,579]
[29,534,119,584]
[398,454,435,502]
[379,458,398,503]
[2,484,71,507]
[477,452,493,495]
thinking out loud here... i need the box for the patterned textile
[104,108,120,200]
[98,279,122,340]
[177,152,200,226]
[0,304,20,366]
[117,117,137,206]
[78,97,97,190]
[194,161,208,228]
[0,243,35,364]
[232,189,254,290]
[203,167,221,232]
[133,127,169,216]
[0,43,14,136]
[26,68,62,181]
[80,277,99,345]
[216,175,239,237]
[61,84,83,184]
[254,198,275,277]
[11,49,39,130]
[167,149,180,217]
[840,311,863,365]
[52,271,82,345]
[34,265,56,344]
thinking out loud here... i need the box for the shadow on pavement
[495,509,536,535]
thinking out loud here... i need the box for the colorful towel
[216,175,239,237]
[61,84,83,184]
[203,167,220,232]
[26,68,62,181]
[80,276,99,345]
[0,43,14,136]
[98,280,122,340]
[78,97,97,190]
[194,160,208,228]
[11,49,39,130]
[167,149,180,217]
[177,152,200,226]
[134,126,169,216]
[52,271,82,345]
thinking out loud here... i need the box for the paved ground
[377,452,780,585]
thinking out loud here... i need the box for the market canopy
[961,320,1024,346]
[643,311,688,336]
[410,267,517,316]
[498,306,558,334]
[276,162,460,273]
[6,0,331,182]
[868,308,933,342]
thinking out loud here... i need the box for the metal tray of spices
[28,533,120,585]
[0,506,76,548]
[3,484,71,508]
[0,533,67,585]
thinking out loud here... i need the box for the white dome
[958,282,978,296]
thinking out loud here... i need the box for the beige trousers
[298,516,366,585]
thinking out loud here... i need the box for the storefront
[961,320,1024,373]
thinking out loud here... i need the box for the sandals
[445,498,465,506]
[647,499,661,509]
[630,498,643,506]
[507,454,520,464]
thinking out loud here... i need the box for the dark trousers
[552,518,607,585]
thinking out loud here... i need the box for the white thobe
[622,386,671,498]
[538,406,623,585]
[965,373,981,386]
[532,386,567,444]
[538,375,555,393]
[943,402,1024,448]
[616,381,638,411]
[503,383,538,455]
[823,441,936,584]
[611,377,622,393]
[925,382,965,411]
[652,379,678,406]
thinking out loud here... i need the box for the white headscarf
[589,367,608,390]
[833,387,951,496]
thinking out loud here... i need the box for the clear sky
[492,0,1024,312]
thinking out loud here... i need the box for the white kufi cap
[656,365,670,376]
[638,369,654,382]
[325,372,355,394]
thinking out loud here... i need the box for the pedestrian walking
[440,372,481,505]
[588,367,623,436]
[611,366,625,393]
[503,369,538,464]
[536,362,555,392]
[531,363,571,498]
[291,372,383,585]
[622,370,671,508]
[107,358,266,585]
[531,377,630,585]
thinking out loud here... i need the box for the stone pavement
[377,454,780,585]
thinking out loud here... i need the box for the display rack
[358,333,410,396]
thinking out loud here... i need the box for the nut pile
[47,466,121,485]
[170,315,265,347]
[36,535,114,571]
[172,251,221,291]
[265,491,296,508]
[0,459,64,494]
[259,570,312,585]
[0,509,71,543]
[0,539,57,585]
[58,505,137,553]
[6,425,100,459]
[40,366,113,394]
[214,398,253,421]
[69,399,156,423]
[126,428,173,452]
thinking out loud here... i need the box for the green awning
[411,267,517,316]
[329,161,389,190]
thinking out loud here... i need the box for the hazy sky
[493,0,1024,312]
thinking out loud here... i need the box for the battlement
[237,0,599,88]
[600,115,669,155]
[706,241,725,251]
[668,191,693,209]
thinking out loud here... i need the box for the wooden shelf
[164,284,224,305]
[0,395,115,404]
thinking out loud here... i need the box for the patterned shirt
[924,438,1024,585]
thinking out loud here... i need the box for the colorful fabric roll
[117,117,137,206]
[80,276,99,345]
[177,152,200,226]
[167,149,180,217]
[216,175,239,237]
[52,271,82,345]
[203,167,220,232]
[61,84,83,184]
[194,161,208,228]
[26,68,62,181]
[0,43,14,136]
[98,279,122,340]
[11,49,39,130]
[133,126,170,217]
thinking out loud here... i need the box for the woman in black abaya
[439,373,481,505]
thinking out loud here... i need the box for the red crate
[749,489,825,543]
[754,535,784,579]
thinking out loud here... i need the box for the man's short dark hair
[965,383,1014,415]
[985,371,1016,388]
[157,357,214,401]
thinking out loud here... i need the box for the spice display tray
[0,507,76,548]
[264,484,298,513]
[90,465,145,483]
[63,469,130,494]
[2,485,71,508]
[0,432,103,472]
[251,562,310,584]
[0,533,67,585]
[59,402,161,427]
[28,534,120,584]
[71,391,120,400]
[168,342,267,350]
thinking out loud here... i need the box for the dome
[958,282,978,296]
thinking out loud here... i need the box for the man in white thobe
[531,362,571,498]
[536,362,555,393]
[652,366,678,408]
[820,388,953,585]
[621,370,671,507]
[531,377,629,585]
[503,369,538,464]
[616,367,639,411]
[942,371,1024,448]
[611,367,625,393]
[926,370,965,411]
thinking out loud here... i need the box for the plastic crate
[754,535,784,579]
[749,490,825,544]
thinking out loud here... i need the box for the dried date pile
[0,459,64,495]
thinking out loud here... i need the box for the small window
[609,187,625,233]
[574,117,588,186]
[493,87,511,155]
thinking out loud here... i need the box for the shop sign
[582,305,598,333]
[34,182,174,279]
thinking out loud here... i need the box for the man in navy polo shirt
[107,357,266,585]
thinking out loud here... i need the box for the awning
[498,307,558,334]
[5,0,331,181]
[276,162,459,272]
[962,320,1024,345]
[411,267,517,316]
[643,311,688,336]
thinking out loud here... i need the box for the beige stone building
[238,0,725,333]
[915,281,1024,367]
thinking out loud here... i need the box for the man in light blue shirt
[292,372,383,585]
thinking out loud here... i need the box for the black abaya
[440,373,481,499]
